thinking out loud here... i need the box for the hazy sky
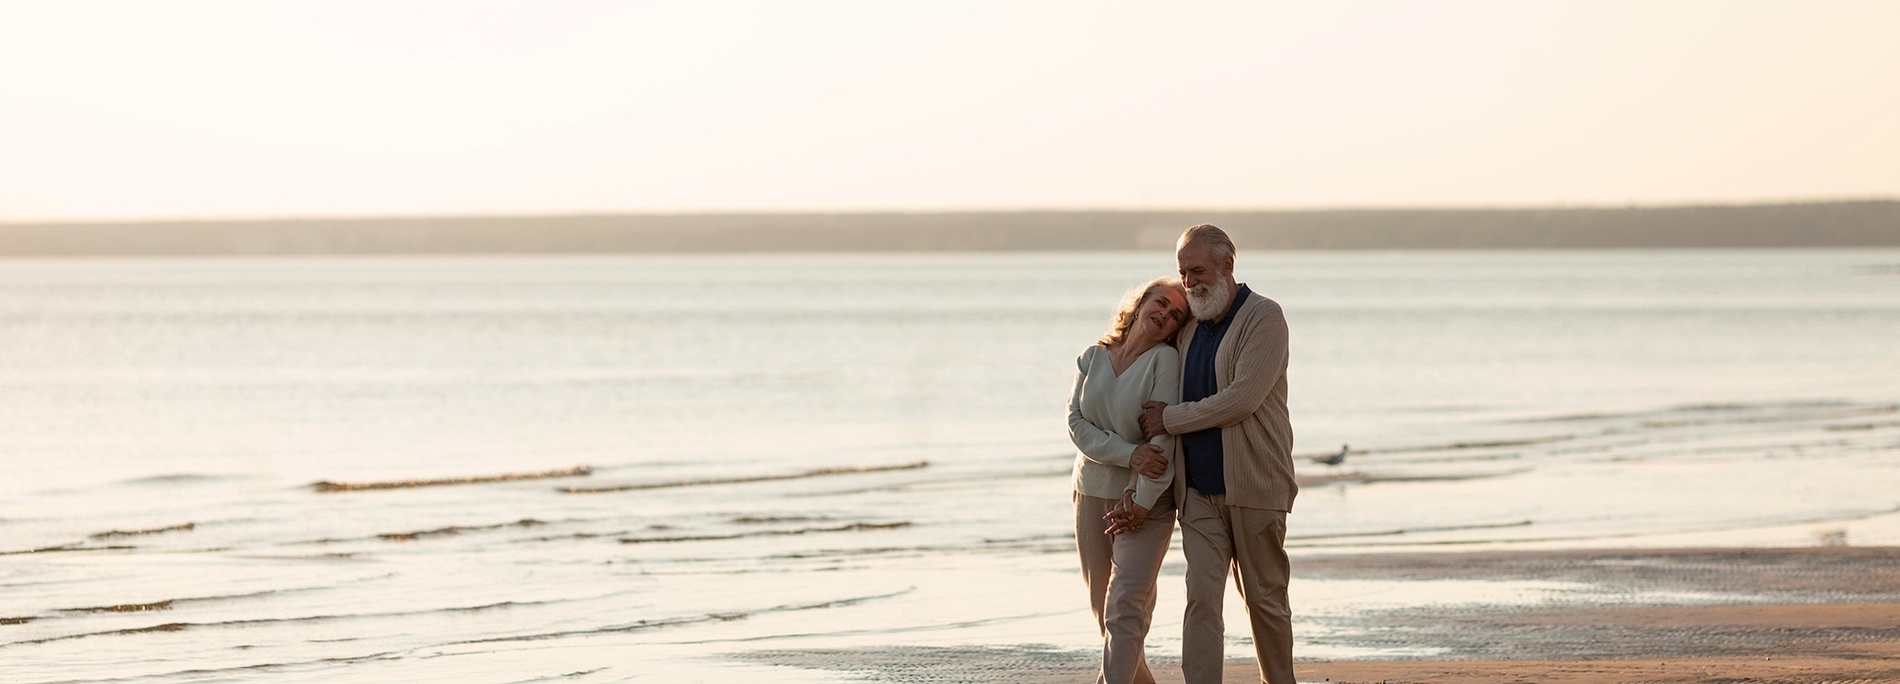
[2,1,1896,221]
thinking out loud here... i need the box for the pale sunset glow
[1,1,1896,221]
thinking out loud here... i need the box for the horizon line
[5,196,1896,227]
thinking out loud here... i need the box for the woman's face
[1134,287,1190,341]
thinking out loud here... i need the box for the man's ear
[1221,255,1236,276]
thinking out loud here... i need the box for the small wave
[88,522,195,540]
[561,461,927,493]
[767,537,1073,561]
[1290,504,1900,550]
[1299,469,1529,487]
[1826,423,1883,431]
[311,465,591,493]
[732,515,833,525]
[682,611,1071,645]
[1645,403,1897,429]
[1512,400,1875,425]
[122,473,233,485]
[1,617,31,626]
[1673,400,1848,412]
[376,518,547,542]
[441,587,915,647]
[1513,411,1625,424]
[46,585,331,620]
[1355,435,1576,456]
[121,622,187,634]
[1548,439,1646,455]
[792,468,1063,497]
[1289,520,1534,542]
[1353,452,1524,466]
[24,649,406,681]
[514,531,626,544]
[980,533,1071,545]
[0,544,135,556]
[5,597,571,647]
[8,621,191,644]
[620,521,910,544]
[62,600,173,614]
[505,668,612,683]
[1299,435,1573,462]
[1690,438,1851,456]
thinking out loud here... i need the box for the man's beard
[1186,279,1234,321]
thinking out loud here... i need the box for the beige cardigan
[1162,290,1298,512]
[1067,343,1179,510]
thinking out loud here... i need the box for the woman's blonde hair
[1098,276,1185,348]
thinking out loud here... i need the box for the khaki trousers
[1075,492,1176,684]
[1179,489,1293,684]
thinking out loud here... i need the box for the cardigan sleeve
[1130,346,1179,510]
[1067,347,1139,467]
[1161,299,1287,436]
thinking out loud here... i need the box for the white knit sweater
[1066,343,1180,509]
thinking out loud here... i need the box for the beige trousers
[1075,492,1176,684]
[1179,489,1293,684]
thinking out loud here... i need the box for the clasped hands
[1106,401,1173,536]
[1102,492,1149,535]
[1110,448,1165,535]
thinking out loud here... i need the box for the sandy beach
[1289,547,1900,684]
[745,547,1900,683]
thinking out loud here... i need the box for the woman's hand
[1103,493,1150,535]
[1130,444,1167,479]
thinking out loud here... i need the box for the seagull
[1314,444,1349,466]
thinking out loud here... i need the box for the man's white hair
[1176,224,1236,260]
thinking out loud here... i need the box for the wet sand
[751,547,1900,683]
[1296,650,1900,684]
[1294,602,1900,684]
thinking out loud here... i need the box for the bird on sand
[1314,444,1349,466]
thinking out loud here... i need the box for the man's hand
[1104,493,1149,535]
[1139,401,1169,438]
[1129,444,1167,479]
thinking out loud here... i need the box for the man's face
[1175,244,1232,292]
[1178,244,1237,321]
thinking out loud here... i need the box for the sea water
[3,250,1898,681]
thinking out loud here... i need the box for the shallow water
[3,250,1898,681]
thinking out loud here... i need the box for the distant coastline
[2,200,1897,255]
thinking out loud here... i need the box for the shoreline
[749,546,1900,683]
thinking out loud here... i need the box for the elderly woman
[1066,276,1188,684]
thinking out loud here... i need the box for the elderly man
[1138,224,1296,684]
